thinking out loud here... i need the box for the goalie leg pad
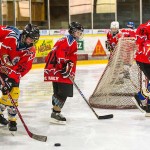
[7,106,17,121]
[0,87,20,106]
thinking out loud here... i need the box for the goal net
[89,37,143,109]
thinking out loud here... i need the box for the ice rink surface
[0,64,150,150]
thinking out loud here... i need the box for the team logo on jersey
[3,55,13,66]
[12,57,20,65]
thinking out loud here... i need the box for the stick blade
[98,114,113,119]
[31,133,47,142]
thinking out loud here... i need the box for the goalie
[105,21,122,60]
[133,20,150,116]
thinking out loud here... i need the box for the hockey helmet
[22,23,40,44]
[110,21,119,29]
[110,21,119,35]
[68,22,84,39]
[126,22,135,29]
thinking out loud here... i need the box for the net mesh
[89,37,142,109]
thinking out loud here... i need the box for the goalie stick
[0,76,47,142]
[69,77,113,119]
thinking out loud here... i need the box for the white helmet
[110,21,119,29]
[110,21,119,35]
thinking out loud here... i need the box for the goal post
[89,37,143,109]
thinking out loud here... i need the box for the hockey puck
[54,143,61,146]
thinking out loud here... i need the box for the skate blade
[50,118,66,125]
[132,97,146,113]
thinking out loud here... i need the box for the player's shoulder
[55,35,76,47]
[107,30,111,35]
[117,31,123,38]
[66,35,76,46]
[6,26,20,33]
[30,46,36,53]
[4,26,21,40]
[120,28,131,31]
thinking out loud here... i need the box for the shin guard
[7,106,17,121]
[52,95,66,111]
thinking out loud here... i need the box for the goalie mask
[21,23,40,47]
[68,22,84,40]
[110,21,119,35]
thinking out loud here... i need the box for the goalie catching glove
[61,60,74,78]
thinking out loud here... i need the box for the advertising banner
[77,40,84,50]
[35,39,54,57]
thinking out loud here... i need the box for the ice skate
[0,114,9,126]
[8,121,17,132]
[50,112,66,125]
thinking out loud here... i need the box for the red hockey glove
[61,60,74,78]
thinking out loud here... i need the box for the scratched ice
[0,64,149,150]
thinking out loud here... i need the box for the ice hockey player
[106,21,124,84]
[0,24,40,131]
[44,22,84,124]
[133,20,150,116]
[120,21,136,37]
[105,21,122,60]
[120,22,136,79]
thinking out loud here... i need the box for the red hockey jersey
[120,28,135,37]
[0,25,36,83]
[106,31,122,50]
[44,35,78,84]
[134,20,150,64]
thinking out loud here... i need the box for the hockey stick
[69,77,113,119]
[0,76,47,142]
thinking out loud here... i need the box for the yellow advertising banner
[35,38,54,57]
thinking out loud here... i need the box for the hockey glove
[105,41,113,52]
[0,78,14,94]
[61,60,74,78]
